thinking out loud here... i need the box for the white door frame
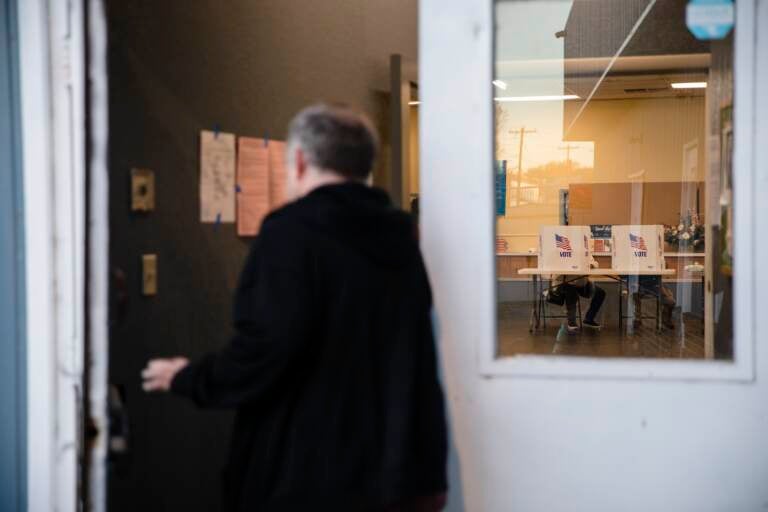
[85,0,110,510]
[18,0,87,510]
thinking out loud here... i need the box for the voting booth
[538,226,591,271]
[612,225,665,271]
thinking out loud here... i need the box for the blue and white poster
[495,160,507,216]
[590,225,612,239]
[686,0,734,40]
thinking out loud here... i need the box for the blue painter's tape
[235,184,242,193]
[264,131,269,147]
[214,123,221,138]
[215,212,222,229]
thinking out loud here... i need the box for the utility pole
[558,143,579,174]
[509,127,536,206]
[558,143,579,165]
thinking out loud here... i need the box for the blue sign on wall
[495,160,507,216]
[686,0,734,40]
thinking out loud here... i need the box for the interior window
[494,0,734,359]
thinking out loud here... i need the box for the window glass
[494,0,734,359]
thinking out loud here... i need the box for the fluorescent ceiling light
[494,94,579,102]
[671,82,707,89]
[492,80,508,90]
[408,100,421,106]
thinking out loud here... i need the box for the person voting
[539,227,605,334]
[555,256,606,334]
[612,225,676,330]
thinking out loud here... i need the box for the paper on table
[269,140,288,210]
[237,137,271,236]
[200,130,237,223]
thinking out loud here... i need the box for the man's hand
[141,357,189,392]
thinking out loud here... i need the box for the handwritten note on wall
[200,130,236,223]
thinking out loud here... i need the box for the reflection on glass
[494,0,734,360]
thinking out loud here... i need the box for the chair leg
[656,287,662,333]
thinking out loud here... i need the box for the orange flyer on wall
[236,137,271,236]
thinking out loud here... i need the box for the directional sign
[495,160,507,216]
[686,0,734,40]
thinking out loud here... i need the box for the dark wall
[105,2,414,510]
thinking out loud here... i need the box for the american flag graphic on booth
[555,234,572,251]
[629,233,648,251]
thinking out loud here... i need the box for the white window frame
[420,0,757,382]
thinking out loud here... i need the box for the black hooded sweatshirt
[171,183,448,511]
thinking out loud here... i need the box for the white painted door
[419,0,768,510]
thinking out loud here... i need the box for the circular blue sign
[686,0,735,40]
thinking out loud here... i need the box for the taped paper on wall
[269,140,288,210]
[237,137,271,236]
[200,130,236,223]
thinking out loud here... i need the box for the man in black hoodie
[141,104,448,511]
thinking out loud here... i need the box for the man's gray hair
[287,104,379,180]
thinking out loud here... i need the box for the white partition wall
[419,0,768,510]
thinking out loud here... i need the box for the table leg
[538,277,545,330]
[528,275,535,332]
[656,278,662,333]
[618,277,623,333]
[542,279,547,330]
[532,275,541,331]
[701,274,705,335]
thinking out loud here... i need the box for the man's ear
[295,147,308,179]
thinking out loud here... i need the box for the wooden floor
[498,302,706,359]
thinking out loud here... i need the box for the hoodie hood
[291,183,417,268]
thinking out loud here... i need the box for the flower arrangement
[665,212,705,251]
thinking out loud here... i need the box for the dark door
[105,4,248,511]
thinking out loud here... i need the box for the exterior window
[494,0,734,360]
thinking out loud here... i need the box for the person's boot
[633,293,642,328]
[583,318,601,330]
[662,305,675,330]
